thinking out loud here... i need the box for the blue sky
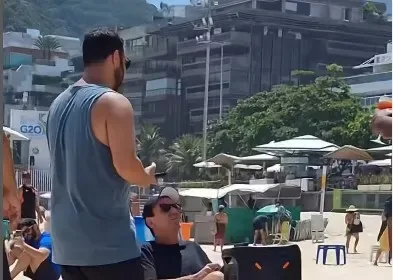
[147,0,190,8]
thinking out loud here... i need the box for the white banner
[10,109,48,138]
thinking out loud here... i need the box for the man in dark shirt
[18,171,43,223]
[252,215,271,245]
[141,187,223,280]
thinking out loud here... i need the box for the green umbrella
[257,204,279,215]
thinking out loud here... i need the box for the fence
[16,168,52,194]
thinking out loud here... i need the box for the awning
[3,126,30,141]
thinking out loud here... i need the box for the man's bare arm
[91,92,155,186]
[3,133,17,195]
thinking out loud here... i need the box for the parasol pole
[319,165,327,215]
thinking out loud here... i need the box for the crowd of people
[2,27,392,280]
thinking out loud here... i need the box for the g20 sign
[20,124,45,135]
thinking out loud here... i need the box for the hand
[372,109,392,139]
[193,263,222,280]
[12,236,25,248]
[144,162,157,185]
[3,191,21,231]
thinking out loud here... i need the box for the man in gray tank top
[46,28,157,280]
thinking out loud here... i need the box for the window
[186,83,229,95]
[344,8,351,21]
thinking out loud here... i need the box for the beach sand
[14,212,392,280]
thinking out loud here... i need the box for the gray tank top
[47,84,140,266]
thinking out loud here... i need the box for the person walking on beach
[46,28,156,280]
[213,205,228,252]
[374,207,390,265]
[3,132,21,280]
[345,205,363,254]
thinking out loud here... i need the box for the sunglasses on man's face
[158,203,182,213]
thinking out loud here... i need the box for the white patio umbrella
[253,135,338,154]
[266,164,281,172]
[368,145,392,153]
[365,159,392,167]
[193,161,222,168]
[236,153,279,163]
[233,164,262,170]
[3,126,29,141]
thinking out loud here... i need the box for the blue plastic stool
[316,245,346,265]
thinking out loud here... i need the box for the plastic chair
[370,245,388,263]
[311,214,325,243]
[316,245,346,265]
[270,221,291,245]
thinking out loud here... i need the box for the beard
[113,66,124,92]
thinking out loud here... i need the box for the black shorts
[3,244,11,280]
[253,218,268,231]
[60,257,143,280]
[24,257,60,280]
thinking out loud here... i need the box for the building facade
[119,0,391,139]
[343,42,392,107]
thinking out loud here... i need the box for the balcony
[144,88,177,101]
[125,40,177,62]
[30,85,63,94]
[181,56,248,78]
[124,68,144,80]
[177,31,251,55]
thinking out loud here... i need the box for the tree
[137,124,166,169]
[166,135,203,180]
[208,64,373,156]
[34,36,61,59]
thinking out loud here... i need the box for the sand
[13,212,392,280]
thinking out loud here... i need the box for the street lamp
[196,39,229,121]
[192,0,218,161]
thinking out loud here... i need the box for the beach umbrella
[254,135,338,154]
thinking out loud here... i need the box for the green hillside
[4,0,157,37]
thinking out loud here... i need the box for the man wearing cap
[141,187,223,280]
[18,171,43,223]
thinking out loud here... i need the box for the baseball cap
[142,187,180,219]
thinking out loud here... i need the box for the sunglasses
[158,203,182,213]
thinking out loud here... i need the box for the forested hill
[5,0,157,37]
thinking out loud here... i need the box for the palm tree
[137,124,165,167]
[34,36,61,60]
[166,134,203,180]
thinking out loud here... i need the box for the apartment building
[343,42,392,107]
[119,0,390,139]
[3,29,80,169]
[3,29,79,124]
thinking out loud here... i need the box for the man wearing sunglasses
[141,187,223,280]
[47,28,156,280]
[7,219,60,280]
